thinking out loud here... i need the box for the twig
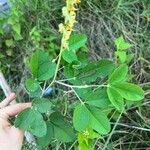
[102,111,123,150]
[55,80,107,89]
[111,122,150,132]
[0,72,12,97]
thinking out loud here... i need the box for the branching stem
[55,80,107,89]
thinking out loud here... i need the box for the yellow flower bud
[59,0,81,49]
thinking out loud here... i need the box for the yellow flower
[59,0,81,48]
[58,23,65,33]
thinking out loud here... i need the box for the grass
[0,0,150,149]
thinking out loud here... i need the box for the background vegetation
[0,0,150,149]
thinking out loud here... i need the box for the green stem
[49,42,64,87]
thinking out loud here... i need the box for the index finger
[0,103,31,120]
[0,93,16,108]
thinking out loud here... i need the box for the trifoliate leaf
[107,86,124,111]
[113,82,144,101]
[108,64,128,84]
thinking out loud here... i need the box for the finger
[0,93,16,108]
[0,103,31,120]
[0,117,11,127]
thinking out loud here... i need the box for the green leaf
[113,82,144,101]
[77,142,94,150]
[87,128,100,139]
[85,89,111,108]
[39,62,56,81]
[74,88,92,99]
[50,112,76,143]
[77,51,89,69]
[29,87,42,98]
[32,98,52,113]
[37,122,54,149]
[88,106,111,134]
[12,23,21,35]
[25,79,40,92]
[13,32,23,41]
[126,54,134,64]
[15,108,47,137]
[62,34,87,63]
[67,34,87,52]
[108,64,128,84]
[115,36,133,51]
[30,115,47,138]
[30,50,56,81]
[5,39,14,47]
[115,51,127,63]
[64,65,82,85]
[107,86,124,111]
[73,103,90,131]
[62,50,78,63]
[77,60,114,83]
[15,108,34,129]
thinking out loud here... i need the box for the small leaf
[15,108,47,137]
[62,34,87,63]
[73,103,90,131]
[74,88,92,99]
[87,128,100,139]
[62,50,78,63]
[113,82,144,101]
[64,65,82,85]
[38,62,56,81]
[32,98,52,113]
[126,54,134,64]
[37,122,54,149]
[30,115,47,137]
[50,112,76,143]
[77,59,114,83]
[108,64,128,84]
[85,89,111,108]
[29,50,56,81]
[25,79,40,92]
[29,87,42,98]
[88,106,111,134]
[115,36,133,51]
[5,39,13,47]
[12,23,21,35]
[107,86,124,111]
[15,108,34,129]
[29,50,45,78]
[67,34,87,52]
[115,51,127,63]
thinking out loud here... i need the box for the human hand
[0,93,31,150]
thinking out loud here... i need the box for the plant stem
[49,43,64,87]
[55,80,107,89]
[72,87,84,104]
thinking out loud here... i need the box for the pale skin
[0,93,31,150]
